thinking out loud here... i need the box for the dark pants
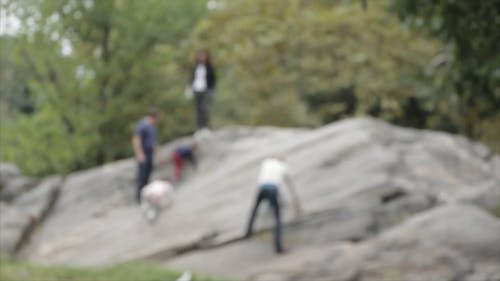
[193,90,212,129]
[136,152,153,203]
[246,186,283,253]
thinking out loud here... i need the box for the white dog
[140,180,174,223]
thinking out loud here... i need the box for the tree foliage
[188,0,441,127]
[1,0,207,175]
[1,0,498,176]
[389,0,500,146]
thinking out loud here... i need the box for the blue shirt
[135,118,157,154]
[175,146,197,166]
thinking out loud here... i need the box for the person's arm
[284,173,303,218]
[132,134,145,163]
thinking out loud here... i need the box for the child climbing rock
[171,141,198,181]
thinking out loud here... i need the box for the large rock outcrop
[0,176,62,255]
[292,204,500,281]
[7,118,499,280]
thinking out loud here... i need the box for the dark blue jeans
[193,90,212,129]
[246,185,283,253]
[136,152,153,203]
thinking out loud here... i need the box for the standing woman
[190,50,216,130]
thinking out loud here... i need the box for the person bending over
[245,155,302,254]
[171,142,198,181]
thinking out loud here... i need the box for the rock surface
[13,176,62,223]
[8,118,499,280]
[0,176,62,255]
[292,204,500,281]
[0,162,37,202]
[0,202,34,254]
[0,163,21,185]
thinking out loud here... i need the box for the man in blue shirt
[132,110,161,203]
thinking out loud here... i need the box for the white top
[257,158,288,187]
[192,64,207,92]
[141,180,174,206]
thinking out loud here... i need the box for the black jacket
[190,63,216,91]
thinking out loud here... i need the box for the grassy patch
[0,257,219,281]
[489,203,500,218]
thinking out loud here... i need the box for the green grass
[489,203,500,218]
[0,257,220,281]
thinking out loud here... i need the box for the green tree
[188,0,441,127]
[0,0,207,175]
[389,0,500,147]
[0,36,36,116]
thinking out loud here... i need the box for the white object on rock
[141,180,174,207]
[140,180,174,223]
[176,271,192,281]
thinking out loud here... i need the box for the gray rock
[252,272,289,281]
[357,239,472,281]
[297,239,471,281]
[0,177,62,256]
[0,202,34,255]
[491,155,500,178]
[373,189,436,231]
[464,263,500,281]
[13,176,62,222]
[291,243,360,281]
[0,162,37,202]
[294,204,499,281]
[0,162,21,186]
[456,180,500,213]
[18,118,500,281]
[394,204,500,263]
[0,176,36,202]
